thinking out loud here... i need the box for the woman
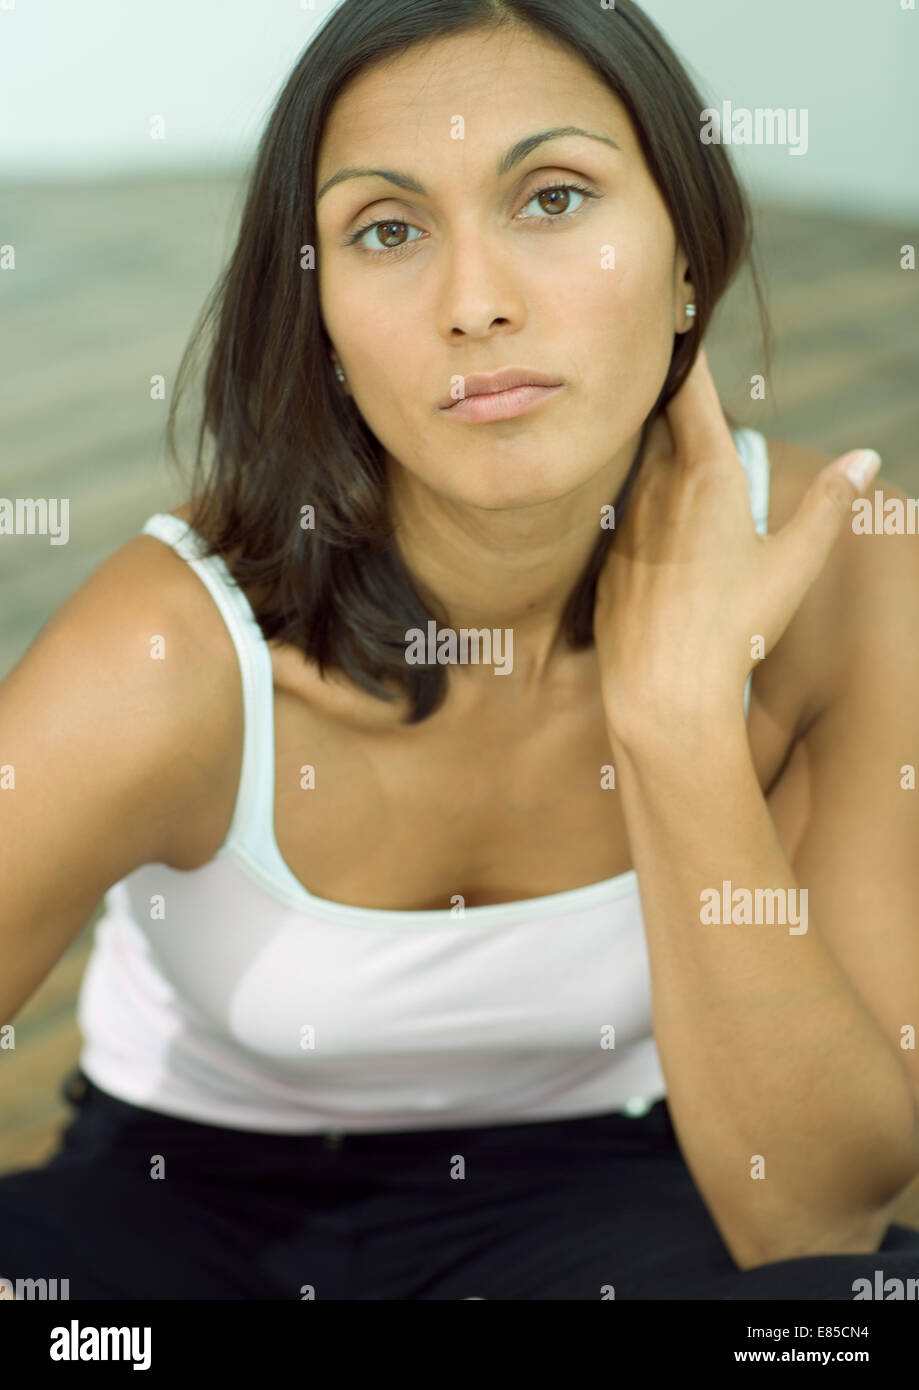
[2,0,918,1301]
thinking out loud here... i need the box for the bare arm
[604,485,919,1271]
[0,535,236,1026]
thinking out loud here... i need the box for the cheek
[578,233,677,386]
[330,295,423,443]
[566,246,677,449]
[587,237,674,330]
[574,190,675,318]
[325,276,418,393]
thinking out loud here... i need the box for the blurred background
[1,0,917,1223]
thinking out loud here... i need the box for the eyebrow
[315,125,620,204]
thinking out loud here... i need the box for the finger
[665,347,738,470]
[771,449,882,596]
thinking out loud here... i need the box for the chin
[442,466,581,512]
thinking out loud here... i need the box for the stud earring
[684,303,697,320]
[334,364,346,383]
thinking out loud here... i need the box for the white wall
[1,0,916,217]
[641,0,919,219]
[0,0,328,178]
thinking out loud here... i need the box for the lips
[438,367,563,410]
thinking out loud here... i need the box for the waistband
[60,1068,679,1157]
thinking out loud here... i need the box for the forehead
[315,25,636,183]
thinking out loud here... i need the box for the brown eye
[535,187,573,215]
[375,221,410,248]
[519,182,595,222]
[346,218,424,255]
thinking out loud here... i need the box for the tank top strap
[731,428,772,720]
[733,426,772,536]
[140,514,274,856]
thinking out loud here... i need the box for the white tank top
[75,429,771,1133]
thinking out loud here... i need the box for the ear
[673,249,696,336]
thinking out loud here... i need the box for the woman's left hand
[593,347,881,743]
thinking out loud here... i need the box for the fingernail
[841,449,882,492]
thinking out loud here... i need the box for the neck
[386,412,677,686]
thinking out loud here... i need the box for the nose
[435,228,526,341]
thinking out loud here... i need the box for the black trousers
[1,1068,918,1300]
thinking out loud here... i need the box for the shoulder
[761,435,919,735]
[0,509,258,990]
[112,504,242,689]
[63,508,244,865]
[761,435,846,538]
[27,504,236,683]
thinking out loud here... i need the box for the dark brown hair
[167,0,771,723]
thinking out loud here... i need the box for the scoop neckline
[148,519,644,926]
[223,840,641,927]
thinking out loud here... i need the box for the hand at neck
[385,411,678,687]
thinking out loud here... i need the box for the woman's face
[315,24,694,512]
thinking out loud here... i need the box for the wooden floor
[2,172,918,1229]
